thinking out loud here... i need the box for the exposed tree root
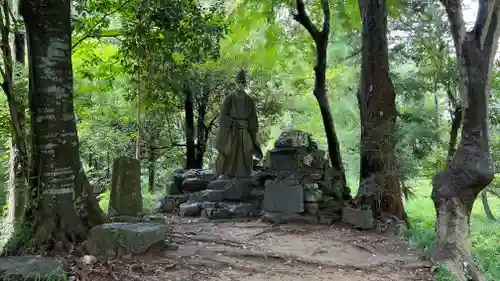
[184,256,294,275]
[172,233,255,248]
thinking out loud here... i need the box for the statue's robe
[214,89,259,178]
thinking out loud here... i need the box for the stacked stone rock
[158,168,263,219]
[261,130,350,220]
[156,129,351,223]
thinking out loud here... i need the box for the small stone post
[108,156,143,217]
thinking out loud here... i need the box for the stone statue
[214,69,263,178]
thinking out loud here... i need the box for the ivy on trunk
[432,0,499,280]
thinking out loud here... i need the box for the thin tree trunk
[481,189,496,221]
[355,0,404,219]
[447,105,462,164]
[432,2,498,280]
[2,0,28,228]
[136,89,141,160]
[148,142,156,193]
[19,0,106,252]
[184,88,196,169]
[194,101,206,169]
[293,0,347,188]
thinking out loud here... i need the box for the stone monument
[210,69,263,200]
[108,156,143,217]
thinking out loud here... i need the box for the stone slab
[262,181,304,214]
[208,179,253,201]
[0,256,66,281]
[341,206,374,230]
[86,222,167,256]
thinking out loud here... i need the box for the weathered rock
[155,194,190,213]
[86,222,167,256]
[303,183,323,202]
[269,148,299,172]
[305,202,320,214]
[208,178,253,201]
[109,156,142,217]
[169,168,185,194]
[110,215,143,223]
[202,202,259,219]
[179,202,202,217]
[181,177,210,192]
[189,189,225,202]
[260,212,317,224]
[0,256,66,281]
[262,181,304,214]
[183,169,216,182]
[274,130,311,148]
[341,207,374,230]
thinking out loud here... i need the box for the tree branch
[321,0,330,34]
[439,0,466,50]
[72,0,130,50]
[475,0,500,48]
[293,0,319,40]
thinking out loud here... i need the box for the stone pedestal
[208,178,253,201]
[109,156,142,217]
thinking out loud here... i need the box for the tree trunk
[19,0,106,252]
[432,2,498,280]
[447,105,462,164]
[148,142,156,193]
[481,189,496,221]
[194,102,206,169]
[293,0,347,187]
[2,0,28,228]
[355,0,404,219]
[184,88,196,169]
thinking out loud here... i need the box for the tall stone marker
[109,156,143,217]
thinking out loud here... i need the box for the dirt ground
[72,215,433,281]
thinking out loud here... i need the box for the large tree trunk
[184,88,196,169]
[293,0,347,187]
[355,0,404,219]
[432,2,499,280]
[19,0,106,252]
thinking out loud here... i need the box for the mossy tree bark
[19,0,107,252]
[432,1,499,280]
[293,0,347,187]
[1,0,28,228]
[355,0,405,220]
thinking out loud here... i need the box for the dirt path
[82,216,433,281]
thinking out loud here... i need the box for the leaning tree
[18,0,106,251]
[431,0,499,280]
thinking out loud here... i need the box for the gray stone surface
[181,177,210,192]
[274,130,311,148]
[303,183,323,202]
[86,222,167,256]
[201,202,260,219]
[208,179,253,201]
[0,256,66,281]
[189,189,225,202]
[341,207,374,230]
[155,194,190,213]
[183,169,217,182]
[270,148,299,172]
[262,181,304,214]
[179,202,201,217]
[109,156,142,217]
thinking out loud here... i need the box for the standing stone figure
[214,69,263,178]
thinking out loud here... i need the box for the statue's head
[236,69,247,85]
